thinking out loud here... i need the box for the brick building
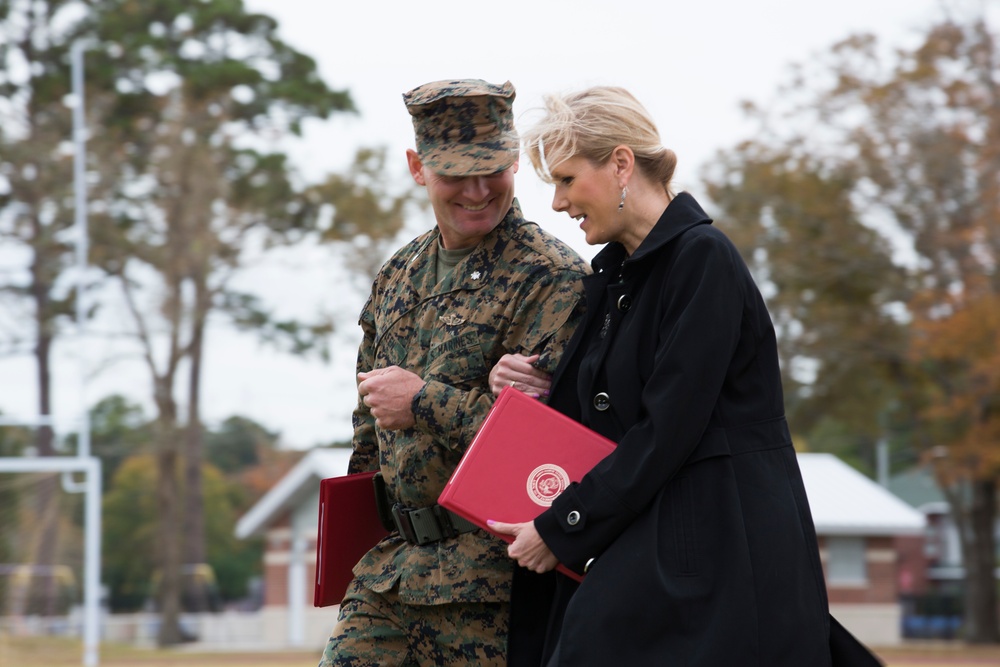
[798,453,927,645]
[234,447,351,647]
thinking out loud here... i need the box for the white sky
[0,0,955,449]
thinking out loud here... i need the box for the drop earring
[618,185,628,212]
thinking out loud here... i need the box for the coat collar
[590,191,713,278]
[549,193,712,393]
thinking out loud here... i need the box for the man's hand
[358,366,426,430]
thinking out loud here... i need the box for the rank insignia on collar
[471,271,482,280]
[440,314,466,326]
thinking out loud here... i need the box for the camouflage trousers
[318,578,509,667]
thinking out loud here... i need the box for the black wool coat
[514,193,834,666]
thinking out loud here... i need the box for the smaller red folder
[314,471,389,607]
[438,387,617,581]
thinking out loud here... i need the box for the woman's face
[549,155,624,247]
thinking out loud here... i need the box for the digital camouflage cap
[403,79,518,177]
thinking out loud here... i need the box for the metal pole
[288,532,306,646]
[83,458,102,667]
[0,416,60,427]
[0,457,94,473]
[72,40,100,667]
[877,438,889,488]
[72,40,90,460]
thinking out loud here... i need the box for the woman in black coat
[488,87,879,666]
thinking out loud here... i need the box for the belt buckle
[407,507,444,545]
[390,504,418,544]
[432,505,458,539]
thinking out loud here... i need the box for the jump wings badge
[439,314,465,327]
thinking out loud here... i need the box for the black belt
[373,472,477,546]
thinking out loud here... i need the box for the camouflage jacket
[348,199,589,605]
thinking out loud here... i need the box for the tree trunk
[28,232,62,617]
[963,479,1000,643]
[154,382,185,646]
[182,308,208,612]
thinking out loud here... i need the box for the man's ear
[406,149,427,186]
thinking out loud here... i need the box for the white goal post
[0,456,101,667]
[0,40,102,667]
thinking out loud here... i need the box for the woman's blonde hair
[522,86,677,195]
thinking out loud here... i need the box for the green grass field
[4,636,1000,666]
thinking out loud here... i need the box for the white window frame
[826,535,868,586]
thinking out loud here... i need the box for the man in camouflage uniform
[318,79,589,666]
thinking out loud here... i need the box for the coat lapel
[549,192,713,397]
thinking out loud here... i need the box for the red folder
[438,387,617,581]
[314,471,389,607]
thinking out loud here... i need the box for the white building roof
[798,452,926,536]
[234,447,352,539]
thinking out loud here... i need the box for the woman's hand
[489,353,552,397]
[487,519,559,574]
